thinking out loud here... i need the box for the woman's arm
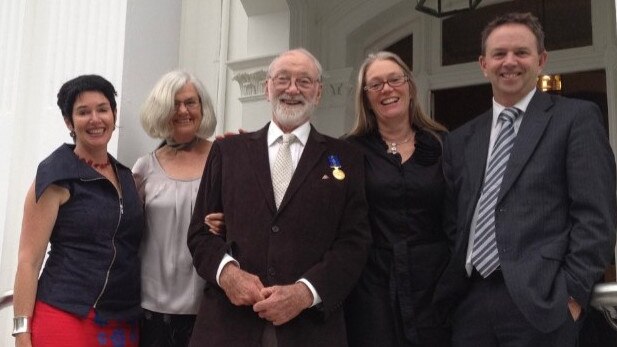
[13,182,68,346]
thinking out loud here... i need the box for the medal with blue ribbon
[328,155,345,180]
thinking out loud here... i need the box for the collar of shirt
[487,88,536,155]
[267,121,311,169]
[490,88,536,133]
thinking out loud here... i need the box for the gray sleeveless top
[133,152,205,314]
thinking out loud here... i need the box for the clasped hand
[219,263,313,326]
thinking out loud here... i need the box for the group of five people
[12,12,617,347]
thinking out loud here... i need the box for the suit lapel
[464,111,492,224]
[277,126,326,214]
[247,124,277,213]
[497,91,553,204]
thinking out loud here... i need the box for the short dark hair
[481,12,545,55]
[57,74,118,126]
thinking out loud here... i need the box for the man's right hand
[219,263,265,306]
[205,212,225,235]
[215,129,246,141]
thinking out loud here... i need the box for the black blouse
[348,128,446,249]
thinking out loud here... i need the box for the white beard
[272,94,316,130]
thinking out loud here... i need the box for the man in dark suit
[187,48,371,347]
[434,12,617,346]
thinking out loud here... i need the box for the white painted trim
[227,54,278,71]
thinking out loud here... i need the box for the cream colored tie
[272,133,296,208]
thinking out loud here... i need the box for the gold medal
[332,168,345,180]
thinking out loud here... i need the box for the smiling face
[66,91,115,152]
[266,51,322,132]
[480,23,547,106]
[170,83,202,143]
[364,59,411,126]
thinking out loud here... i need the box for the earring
[70,130,76,139]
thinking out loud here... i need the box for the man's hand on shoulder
[215,129,246,141]
[253,283,313,326]
[219,263,265,306]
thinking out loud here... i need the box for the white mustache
[278,94,305,102]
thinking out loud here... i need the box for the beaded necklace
[77,156,110,169]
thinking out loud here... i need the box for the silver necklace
[384,134,413,155]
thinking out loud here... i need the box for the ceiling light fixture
[415,0,483,18]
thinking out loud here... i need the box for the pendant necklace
[384,133,413,155]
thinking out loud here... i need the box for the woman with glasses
[13,75,143,346]
[344,51,451,347]
[133,70,216,346]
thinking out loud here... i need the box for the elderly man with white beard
[186,48,372,347]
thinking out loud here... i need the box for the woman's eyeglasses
[363,75,409,92]
[174,99,200,111]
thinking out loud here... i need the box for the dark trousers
[452,270,580,347]
[140,309,197,347]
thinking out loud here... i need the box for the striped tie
[471,107,522,277]
[272,133,296,208]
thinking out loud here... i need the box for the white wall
[247,11,289,56]
[180,0,228,136]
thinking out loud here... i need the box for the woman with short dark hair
[13,74,144,346]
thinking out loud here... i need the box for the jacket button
[271,226,279,233]
[268,267,276,277]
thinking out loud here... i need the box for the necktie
[272,133,296,208]
[471,107,522,277]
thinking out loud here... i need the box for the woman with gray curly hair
[133,70,216,346]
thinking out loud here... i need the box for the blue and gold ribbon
[328,155,345,180]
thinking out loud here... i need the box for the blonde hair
[140,70,216,140]
[349,51,446,138]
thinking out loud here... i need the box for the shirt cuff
[216,254,239,286]
[297,278,322,307]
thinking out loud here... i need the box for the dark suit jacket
[434,91,617,333]
[187,123,371,346]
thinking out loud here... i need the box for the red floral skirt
[31,300,139,346]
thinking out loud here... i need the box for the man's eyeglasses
[174,99,200,111]
[270,75,318,90]
[363,75,409,92]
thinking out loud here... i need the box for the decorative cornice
[228,55,276,103]
[233,70,267,99]
[233,70,266,98]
